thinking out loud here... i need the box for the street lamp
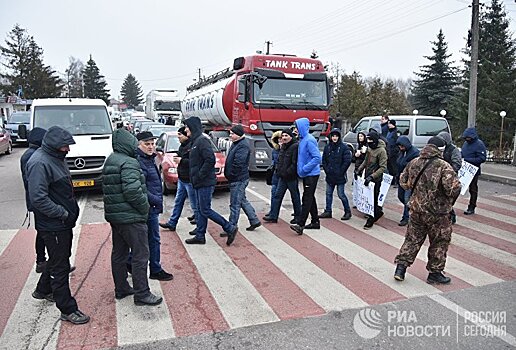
[499,111,506,152]
[412,109,418,115]
[440,109,447,118]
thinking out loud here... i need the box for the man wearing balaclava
[460,127,486,215]
[26,126,90,325]
[354,131,387,229]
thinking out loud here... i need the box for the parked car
[144,125,178,138]
[155,131,228,194]
[0,127,13,155]
[133,121,160,134]
[5,111,31,144]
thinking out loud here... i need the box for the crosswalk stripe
[456,197,516,222]
[487,194,516,207]
[176,223,279,329]
[452,224,516,254]
[0,229,17,256]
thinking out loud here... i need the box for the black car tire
[5,141,12,155]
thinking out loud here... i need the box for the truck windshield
[253,78,328,108]
[155,101,181,111]
[34,106,112,135]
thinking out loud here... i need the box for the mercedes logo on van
[74,158,86,169]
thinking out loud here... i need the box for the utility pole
[335,63,340,116]
[467,0,480,127]
[197,68,202,81]
[265,41,272,55]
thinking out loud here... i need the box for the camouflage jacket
[399,144,461,215]
[356,140,387,182]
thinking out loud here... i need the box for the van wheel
[5,141,12,155]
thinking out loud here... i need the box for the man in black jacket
[27,126,90,325]
[221,125,261,236]
[20,127,47,273]
[263,129,302,224]
[136,131,173,281]
[184,117,237,246]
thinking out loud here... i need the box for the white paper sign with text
[458,160,479,195]
[352,178,375,216]
[378,173,393,207]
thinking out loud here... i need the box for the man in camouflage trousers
[394,136,461,284]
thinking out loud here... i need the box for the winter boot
[427,272,451,284]
[394,264,406,281]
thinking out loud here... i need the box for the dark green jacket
[103,128,149,224]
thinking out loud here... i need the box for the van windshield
[34,106,112,135]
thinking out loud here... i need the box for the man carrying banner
[460,127,486,215]
[394,137,461,284]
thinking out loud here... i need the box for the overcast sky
[1,0,515,100]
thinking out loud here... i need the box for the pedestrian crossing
[0,193,515,350]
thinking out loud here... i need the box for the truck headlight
[255,150,268,159]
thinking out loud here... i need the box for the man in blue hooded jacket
[461,127,486,215]
[290,118,321,235]
[395,136,420,226]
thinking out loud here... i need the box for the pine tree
[82,55,110,104]
[0,24,63,98]
[334,71,368,125]
[65,56,84,98]
[120,74,143,109]
[411,29,458,116]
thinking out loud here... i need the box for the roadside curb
[480,172,516,186]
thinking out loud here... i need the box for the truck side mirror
[18,124,27,139]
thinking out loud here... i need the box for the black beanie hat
[388,119,396,127]
[428,136,446,151]
[281,128,294,138]
[230,124,245,137]
[366,132,379,149]
[178,126,187,136]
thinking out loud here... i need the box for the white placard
[352,178,375,216]
[378,173,393,207]
[458,160,479,195]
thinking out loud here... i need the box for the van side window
[416,119,449,136]
[353,120,369,133]
[395,120,410,136]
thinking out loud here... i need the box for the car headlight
[167,167,177,174]
[255,150,269,159]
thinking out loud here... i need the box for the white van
[28,98,113,190]
[342,115,451,154]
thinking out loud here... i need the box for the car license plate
[72,180,94,187]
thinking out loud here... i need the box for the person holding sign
[437,131,462,224]
[394,137,461,284]
[461,127,486,215]
[395,136,420,226]
[354,132,387,230]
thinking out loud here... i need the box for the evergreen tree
[120,73,143,109]
[451,0,516,147]
[65,56,84,98]
[411,29,458,116]
[335,71,368,125]
[0,24,63,98]
[82,55,110,104]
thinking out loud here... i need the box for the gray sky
[1,0,515,100]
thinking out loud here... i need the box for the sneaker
[394,264,406,281]
[219,232,228,237]
[185,237,206,245]
[60,310,90,324]
[451,213,457,224]
[189,229,197,236]
[427,272,451,284]
[159,222,176,231]
[318,211,332,219]
[246,222,262,231]
[115,288,135,300]
[150,270,174,281]
[32,290,55,302]
[289,218,297,225]
[341,212,352,221]
[363,218,374,230]
[226,226,238,246]
[35,261,47,273]
[262,216,278,223]
[134,293,163,306]
[187,215,195,222]
[290,224,304,235]
[464,208,475,215]
[398,219,409,227]
[305,222,320,229]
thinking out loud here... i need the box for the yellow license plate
[73,180,95,187]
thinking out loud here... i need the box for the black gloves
[364,176,373,186]
[62,211,77,227]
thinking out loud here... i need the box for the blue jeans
[194,185,234,240]
[325,182,351,213]
[167,179,197,228]
[147,212,162,274]
[229,179,260,227]
[269,177,302,220]
[397,186,411,221]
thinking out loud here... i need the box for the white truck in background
[145,89,182,123]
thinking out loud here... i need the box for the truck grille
[66,156,106,170]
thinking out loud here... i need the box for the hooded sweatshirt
[396,136,420,175]
[322,128,351,185]
[437,131,462,173]
[295,118,321,177]
[20,127,46,211]
[103,128,149,224]
[356,132,387,182]
[461,127,486,170]
[26,126,80,231]
[184,117,216,188]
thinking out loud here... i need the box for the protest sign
[353,178,375,216]
[458,160,479,195]
[378,173,393,207]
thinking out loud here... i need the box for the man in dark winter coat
[438,131,461,223]
[221,124,261,235]
[264,129,302,224]
[460,127,486,215]
[20,127,48,273]
[160,127,198,231]
[380,114,390,137]
[103,128,163,306]
[395,136,420,226]
[184,117,237,246]
[386,119,399,184]
[136,131,173,281]
[27,126,90,325]
[319,128,352,220]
